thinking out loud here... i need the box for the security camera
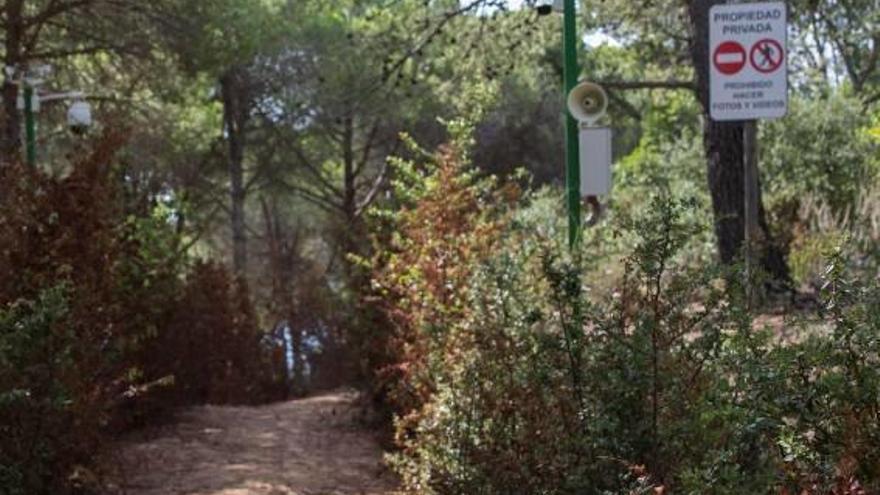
[536,0,564,15]
[67,100,92,135]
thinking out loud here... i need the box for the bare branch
[606,90,641,121]
[598,80,696,91]
[355,160,390,218]
[381,0,487,84]
[290,145,344,198]
[280,180,344,215]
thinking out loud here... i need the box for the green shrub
[388,193,757,494]
[762,93,878,216]
[761,93,880,262]
[0,287,72,494]
[0,133,282,493]
[379,137,880,493]
[363,120,517,420]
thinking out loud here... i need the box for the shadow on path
[104,391,398,495]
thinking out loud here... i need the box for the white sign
[709,2,787,121]
[579,127,612,196]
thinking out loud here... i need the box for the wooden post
[743,120,760,305]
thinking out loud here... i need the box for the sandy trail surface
[105,391,398,495]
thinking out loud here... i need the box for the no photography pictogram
[750,39,784,73]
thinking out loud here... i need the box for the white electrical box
[578,127,612,196]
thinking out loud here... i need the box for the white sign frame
[709,1,788,121]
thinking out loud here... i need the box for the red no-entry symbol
[713,41,747,75]
[750,39,784,73]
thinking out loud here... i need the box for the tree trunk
[688,0,791,285]
[342,116,356,225]
[2,0,25,163]
[289,319,305,396]
[262,198,306,396]
[339,115,361,277]
[221,67,249,276]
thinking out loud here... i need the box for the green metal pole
[562,0,586,428]
[23,85,36,167]
[563,0,580,249]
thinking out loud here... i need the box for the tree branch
[25,0,91,29]
[598,80,696,91]
[355,159,390,218]
[353,120,380,179]
[606,90,641,121]
[280,180,344,214]
[290,145,344,198]
[381,0,487,84]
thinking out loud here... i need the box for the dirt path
[104,391,398,495]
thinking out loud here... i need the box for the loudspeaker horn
[567,81,608,125]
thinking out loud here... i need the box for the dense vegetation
[370,121,880,493]
[0,0,878,493]
[0,133,285,493]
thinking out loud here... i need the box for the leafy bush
[762,94,878,218]
[762,93,880,270]
[376,133,880,494]
[611,123,716,272]
[0,286,72,494]
[364,120,517,420]
[145,261,279,407]
[0,133,281,493]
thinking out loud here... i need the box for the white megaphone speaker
[567,81,608,126]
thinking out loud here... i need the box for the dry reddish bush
[0,131,151,492]
[366,141,517,424]
[0,130,281,493]
[148,261,280,406]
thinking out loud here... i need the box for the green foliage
[762,93,879,218]
[0,286,71,495]
[363,116,516,418]
[761,93,880,286]
[610,125,716,270]
[388,190,744,494]
[615,130,706,201]
[0,135,281,493]
[378,135,880,494]
[167,0,287,75]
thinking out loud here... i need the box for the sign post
[743,120,759,303]
[709,1,787,304]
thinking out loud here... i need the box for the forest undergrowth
[2,1,880,494]
[364,121,880,495]
[0,131,286,494]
